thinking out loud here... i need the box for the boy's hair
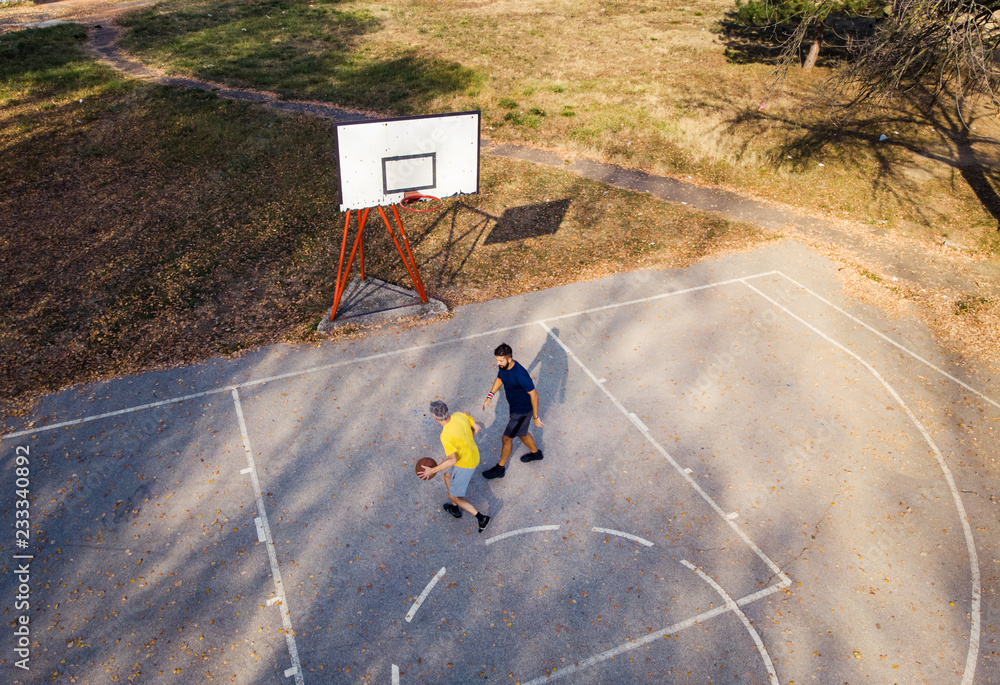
[429,400,449,419]
[494,343,513,358]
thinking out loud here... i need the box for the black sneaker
[481,464,506,479]
[477,513,492,533]
[520,450,544,463]
[443,503,462,518]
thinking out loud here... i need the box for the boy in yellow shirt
[418,400,492,533]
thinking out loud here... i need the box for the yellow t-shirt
[439,412,480,469]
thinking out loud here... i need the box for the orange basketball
[415,457,437,480]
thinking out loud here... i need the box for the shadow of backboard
[484,198,571,245]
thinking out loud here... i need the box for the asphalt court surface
[3,242,999,685]
[4,399,288,683]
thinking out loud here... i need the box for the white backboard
[335,111,480,211]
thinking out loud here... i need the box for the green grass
[117,0,483,113]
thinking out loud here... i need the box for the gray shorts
[504,413,532,438]
[447,465,475,498]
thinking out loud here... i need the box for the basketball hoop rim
[399,193,442,212]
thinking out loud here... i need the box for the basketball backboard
[335,111,480,212]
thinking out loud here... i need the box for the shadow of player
[527,327,568,406]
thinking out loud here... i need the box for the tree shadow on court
[1,416,289,684]
[12,278,990,684]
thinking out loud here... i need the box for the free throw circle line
[484,525,560,546]
[591,527,654,547]
[405,567,446,623]
[517,580,788,684]
[681,559,779,685]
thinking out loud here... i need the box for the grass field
[0,23,768,425]
[113,0,1000,254]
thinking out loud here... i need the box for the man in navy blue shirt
[481,342,544,479]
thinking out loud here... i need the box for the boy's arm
[472,421,482,437]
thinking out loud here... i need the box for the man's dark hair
[494,343,513,358]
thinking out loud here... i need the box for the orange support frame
[328,205,429,323]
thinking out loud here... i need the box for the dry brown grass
[0,0,143,27]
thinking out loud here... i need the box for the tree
[829,0,1000,119]
[735,0,888,68]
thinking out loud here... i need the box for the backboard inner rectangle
[383,153,436,195]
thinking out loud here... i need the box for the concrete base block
[317,276,448,332]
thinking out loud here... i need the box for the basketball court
[2,111,997,685]
[3,247,997,684]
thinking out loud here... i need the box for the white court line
[777,271,1000,411]
[520,581,787,685]
[591,527,654,547]
[483,525,560,546]
[2,386,234,440]
[736,582,788,607]
[628,413,649,432]
[743,280,981,685]
[540,271,779,323]
[392,664,400,685]
[233,389,305,685]
[538,321,791,589]
[405,567,446,623]
[681,560,779,685]
[0,323,526,440]
[1,272,782,440]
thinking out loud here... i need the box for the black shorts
[504,413,532,438]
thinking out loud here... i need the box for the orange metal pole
[329,208,369,322]
[329,210,353,323]
[389,205,428,302]
[359,213,366,281]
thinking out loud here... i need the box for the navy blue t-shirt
[498,360,535,415]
